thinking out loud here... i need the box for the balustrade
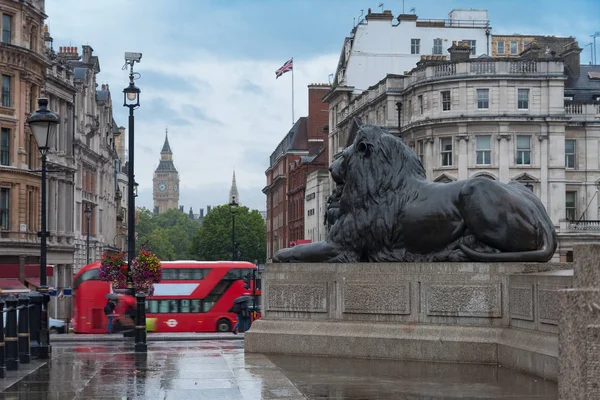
[567,220,600,231]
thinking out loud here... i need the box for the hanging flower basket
[132,245,162,296]
[99,251,128,289]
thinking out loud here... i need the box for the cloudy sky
[45,0,599,213]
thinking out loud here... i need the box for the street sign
[63,288,72,297]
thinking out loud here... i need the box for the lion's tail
[459,223,557,262]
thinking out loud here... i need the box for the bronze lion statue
[274,125,557,263]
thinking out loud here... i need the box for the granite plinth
[246,260,571,382]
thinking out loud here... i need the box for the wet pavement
[0,340,557,399]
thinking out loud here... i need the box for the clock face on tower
[158,181,167,192]
[174,183,179,192]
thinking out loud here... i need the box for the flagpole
[291,57,295,125]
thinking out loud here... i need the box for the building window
[476,136,491,165]
[411,39,420,54]
[441,91,451,111]
[565,191,576,221]
[0,127,9,166]
[565,139,576,169]
[433,38,443,55]
[497,40,505,55]
[517,89,529,109]
[417,140,424,164]
[0,188,8,229]
[510,41,519,55]
[1,75,11,108]
[516,135,531,165]
[440,137,453,167]
[477,89,489,109]
[307,209,315,217]
[466,40,476,55]
[418,95,423,114]
[1,14,11,44]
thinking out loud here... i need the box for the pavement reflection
[0,341,557,399]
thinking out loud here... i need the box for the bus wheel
[216,318,231,332]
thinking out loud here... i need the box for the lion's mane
[326,125,494,262]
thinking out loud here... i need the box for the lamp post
[229,197,238,261]
[123,55,141,293]
[27,98,59,360]
[123,52,146,353]
[85,203,93,265]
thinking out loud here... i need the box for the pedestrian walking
[232,301,250,334]
[104,299,116,333]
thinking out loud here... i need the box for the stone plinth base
[245,260,571,382]
[246,320,558,381]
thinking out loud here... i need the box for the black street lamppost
[229,197,238,261]
[85,203,93,265]
[27,98,59,360]
[123,52,146,353]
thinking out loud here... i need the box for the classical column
[538,129,549,211]
[456,132,469,180]
[497,126,511,183]
[547,121,566,225]
[424,128,435,180]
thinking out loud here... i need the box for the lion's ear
[356,141,371,157]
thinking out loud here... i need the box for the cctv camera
[124,52,142,63]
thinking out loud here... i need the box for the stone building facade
[303,169,330,243]
[56,45,126,272]
[0,0,60,288]
[325,41,599,261]
[41,28,78,316]
[153,131,180,214]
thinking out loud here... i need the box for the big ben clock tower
[153,128,180,213]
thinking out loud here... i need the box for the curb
[50,334,245,343]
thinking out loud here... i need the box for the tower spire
[161,126,172,154]
[229,170,240,205]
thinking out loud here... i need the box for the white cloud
[45,1,338,212]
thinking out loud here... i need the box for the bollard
[5,295,19,371]
[27,291,42,358]
[0,298,5,378]
[134,293,147,353]
[17,294,31,364]
[38,290,51,359]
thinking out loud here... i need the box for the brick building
[287,85,330,247]
[264,84,331,260]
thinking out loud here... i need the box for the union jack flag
[275,58,293,79]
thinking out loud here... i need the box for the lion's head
[326,125,427,257]
[331,125,426,208]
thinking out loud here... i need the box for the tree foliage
[135,208,200,261]
[191,205,266,264]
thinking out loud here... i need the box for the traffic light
[243,272,251,290]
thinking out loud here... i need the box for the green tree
[135,207,200,260]
[191,205,266,263]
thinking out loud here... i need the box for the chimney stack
[448,40,471,62]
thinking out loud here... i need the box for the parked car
[3,313,66,334]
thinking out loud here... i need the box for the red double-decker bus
[72,260,261,333]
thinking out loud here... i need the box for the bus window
[147,300,159,314]
[158,300,170,313]
[192,268,209,280]
[162,269,177,280]
[179,269,194,280]
[190,300,201,313]
[73,269,100,291]
[180,300,191,313]
[224,269,246,280]
[203,299,216,312]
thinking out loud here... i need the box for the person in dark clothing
[104,299,116,333]
[232,302,250,334]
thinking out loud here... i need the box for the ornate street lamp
[27,98,59,360]
[85,203,94,264]
[123,52,146,353]
[229,197,238,261]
